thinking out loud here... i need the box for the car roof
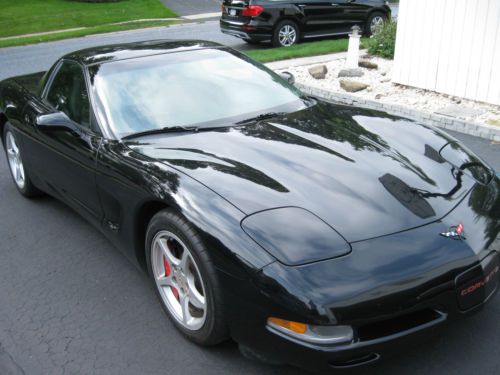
[62,39,224,66]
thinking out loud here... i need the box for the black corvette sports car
[0,40,499,372]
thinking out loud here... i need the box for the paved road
[161,0,221,16]
[0,21,251,81]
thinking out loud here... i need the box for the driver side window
[46,60,90,128]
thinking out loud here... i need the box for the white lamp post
[346,25,361,69]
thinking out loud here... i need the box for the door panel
[28,59,103,224]
[37,126,103,221]
[299,1,342,34]
[334,0,373,29]
[299,0,374,36]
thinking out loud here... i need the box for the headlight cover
[241,207,351,266]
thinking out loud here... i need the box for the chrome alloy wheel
[152,231,207,331]
[279,25,297,47]
[370,15,385,35]
[5,131,25,189]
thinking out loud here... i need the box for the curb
[295,83,500,142]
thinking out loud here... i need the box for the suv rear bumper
[220,19,272,41]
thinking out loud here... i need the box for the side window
[46,61,90,128]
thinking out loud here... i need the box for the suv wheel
[366,12,386,36]
[272,20,300,47]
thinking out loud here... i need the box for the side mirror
[4,104,17,118]
[36,111,79,134]
[279,71,295,85]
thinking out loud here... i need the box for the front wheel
[146,209,228,345]
[272,20,300,47]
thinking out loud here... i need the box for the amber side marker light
[267,317,354,345]
[268,317,307,334]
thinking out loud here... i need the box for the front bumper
[224,251,498,372]
[222,178,499,372]
[222,204,499,372]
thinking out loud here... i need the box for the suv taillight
[242,5,264,17]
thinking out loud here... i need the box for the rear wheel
[272,20,300,47]
[146,209,228,345]
[3,123,42,198]
[366,12,386,36]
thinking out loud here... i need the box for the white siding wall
[393,0,500,106]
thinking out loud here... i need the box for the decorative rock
[359,59,378,69]
[380,77,391,83]
[338,68,364,78]
[308,65,328,79]
[340,80,369,93]
[375,94,384,100]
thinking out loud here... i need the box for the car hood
[125,102,488,242]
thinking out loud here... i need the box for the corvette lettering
[460,266,499,297]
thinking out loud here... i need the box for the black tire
[272,20,300,47]
[365,11,386,37]
[145,209,229,346]
[2,122,42,198]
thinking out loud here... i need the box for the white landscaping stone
[279,56,500,130]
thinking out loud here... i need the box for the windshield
[90,48,306,138]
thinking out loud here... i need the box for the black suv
[220,0,391,47]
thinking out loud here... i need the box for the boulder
[308,65,328,79]
[340,80,369,93]
[359,59,378,69]
[338,68,364,78]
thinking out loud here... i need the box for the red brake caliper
[163,255,179,300]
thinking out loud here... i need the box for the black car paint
[220,0,391,43]
[0,40,498,372]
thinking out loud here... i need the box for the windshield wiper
[122,126,199,140]
[236,112,288,125]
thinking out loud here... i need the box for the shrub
[367,20,397,59]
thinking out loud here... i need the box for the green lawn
[0,0,176,38]
[0,20,179,49]
[246,38,367,63]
